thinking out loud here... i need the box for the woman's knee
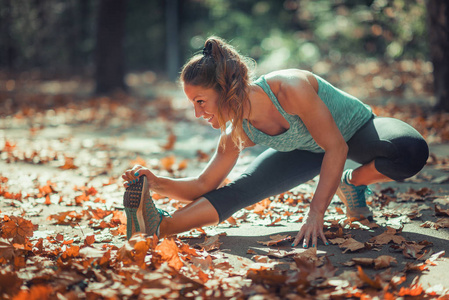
[376,136,429,181]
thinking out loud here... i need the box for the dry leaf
[257,234,292,246]
[369,228,406,246]
[1,216,37,244]
[84,235,95,246]
[373,255,397,269]
[155,238,184,271]
[161,131,176,150]
[420,218,449,229]
[435,205,449,217]
[196,235,222,252]
[340,238,366,253]
[356,266,382,289]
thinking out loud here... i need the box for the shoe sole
[123,176,149,239]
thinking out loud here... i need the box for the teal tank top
[242,74,373,153]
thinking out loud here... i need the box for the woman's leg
[158,149,325,237]
[339,116,429,219]
[159,197,219,238]
[350,161,393,186]
[347,116,429,182]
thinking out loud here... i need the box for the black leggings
[203,117,429,222]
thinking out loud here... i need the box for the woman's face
[183,84,225,129]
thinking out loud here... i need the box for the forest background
[1,0,448,111]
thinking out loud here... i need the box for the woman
[122,36,428,248]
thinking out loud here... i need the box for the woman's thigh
[347,116,429,180]
[203,148,324,222]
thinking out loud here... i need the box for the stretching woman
[122,37,428,248]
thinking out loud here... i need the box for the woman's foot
[336,169,373,221]
[123,175,170,239]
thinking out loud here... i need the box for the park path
[1,83,449,297]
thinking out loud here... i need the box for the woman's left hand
[292,209,328,248]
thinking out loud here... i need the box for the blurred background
[0,0,448,111]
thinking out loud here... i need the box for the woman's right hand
[121,164,156,188]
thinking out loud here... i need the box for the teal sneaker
[336,169,373,221]
[123,175,170,239]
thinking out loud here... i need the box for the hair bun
[202,42,213,57]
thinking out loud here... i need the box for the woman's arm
[275,71,348,245]
[123,132,245,201]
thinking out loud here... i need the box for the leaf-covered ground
[1,72,449,299]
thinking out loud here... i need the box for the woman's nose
[194,106,203,118]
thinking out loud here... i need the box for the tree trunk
[427,0,449,111]
[95,0,127,95]
[1,0,17,70]
[166,0,179,81]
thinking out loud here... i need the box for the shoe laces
[350,185,372,207]
[157,209,171,218]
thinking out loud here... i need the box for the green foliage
[0,0,429,75]
[180,0,429,71]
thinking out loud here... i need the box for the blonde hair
[180,36,255,150]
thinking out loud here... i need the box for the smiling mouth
[205,115,214,122]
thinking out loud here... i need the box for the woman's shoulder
[263,69,315,91]
[263,69,318,104]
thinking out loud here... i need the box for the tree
[95,0,127,95]
[427,0,449,111]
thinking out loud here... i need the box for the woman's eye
[197,100,204,105]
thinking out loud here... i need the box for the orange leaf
[14,284,52,300]
[356,265,382,289]
[155,238,184,271]
[1,216,37,244]
[0,269,23,296]
[44,195,51,205]
[177,159,188,171]
[196,235,222,251]
[160,155,176,171]
[161,132,176,150]
[257,234,292,247]
[85,235,95,246]
[59,156,78,170]
[62,245,80,258]
[398,284,424,296]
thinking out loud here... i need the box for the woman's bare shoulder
[264,69,316,91]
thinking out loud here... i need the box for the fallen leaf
[196,235,222,251]
[0,269,23,296]
[420,218,449,229]
[435,205,449,217]
[340,238,366,253]
[160,155,176,171]
[356,265,382,289]
[293,247,318,263]
[84,235,95,246]
[350,257,374,267]
[155,238,184,271]
[59,156,78,169]
[398,284,424,297]
[257,234,292,246]
[1,215,37,244]
[369,227,406,246]
[374,255,397,269]
[161,131,176,150]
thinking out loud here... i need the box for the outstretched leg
[158,148,325,236]
[158,197,219,238]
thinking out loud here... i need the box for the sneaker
[123,175,170,239]
[336,169,373,221]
